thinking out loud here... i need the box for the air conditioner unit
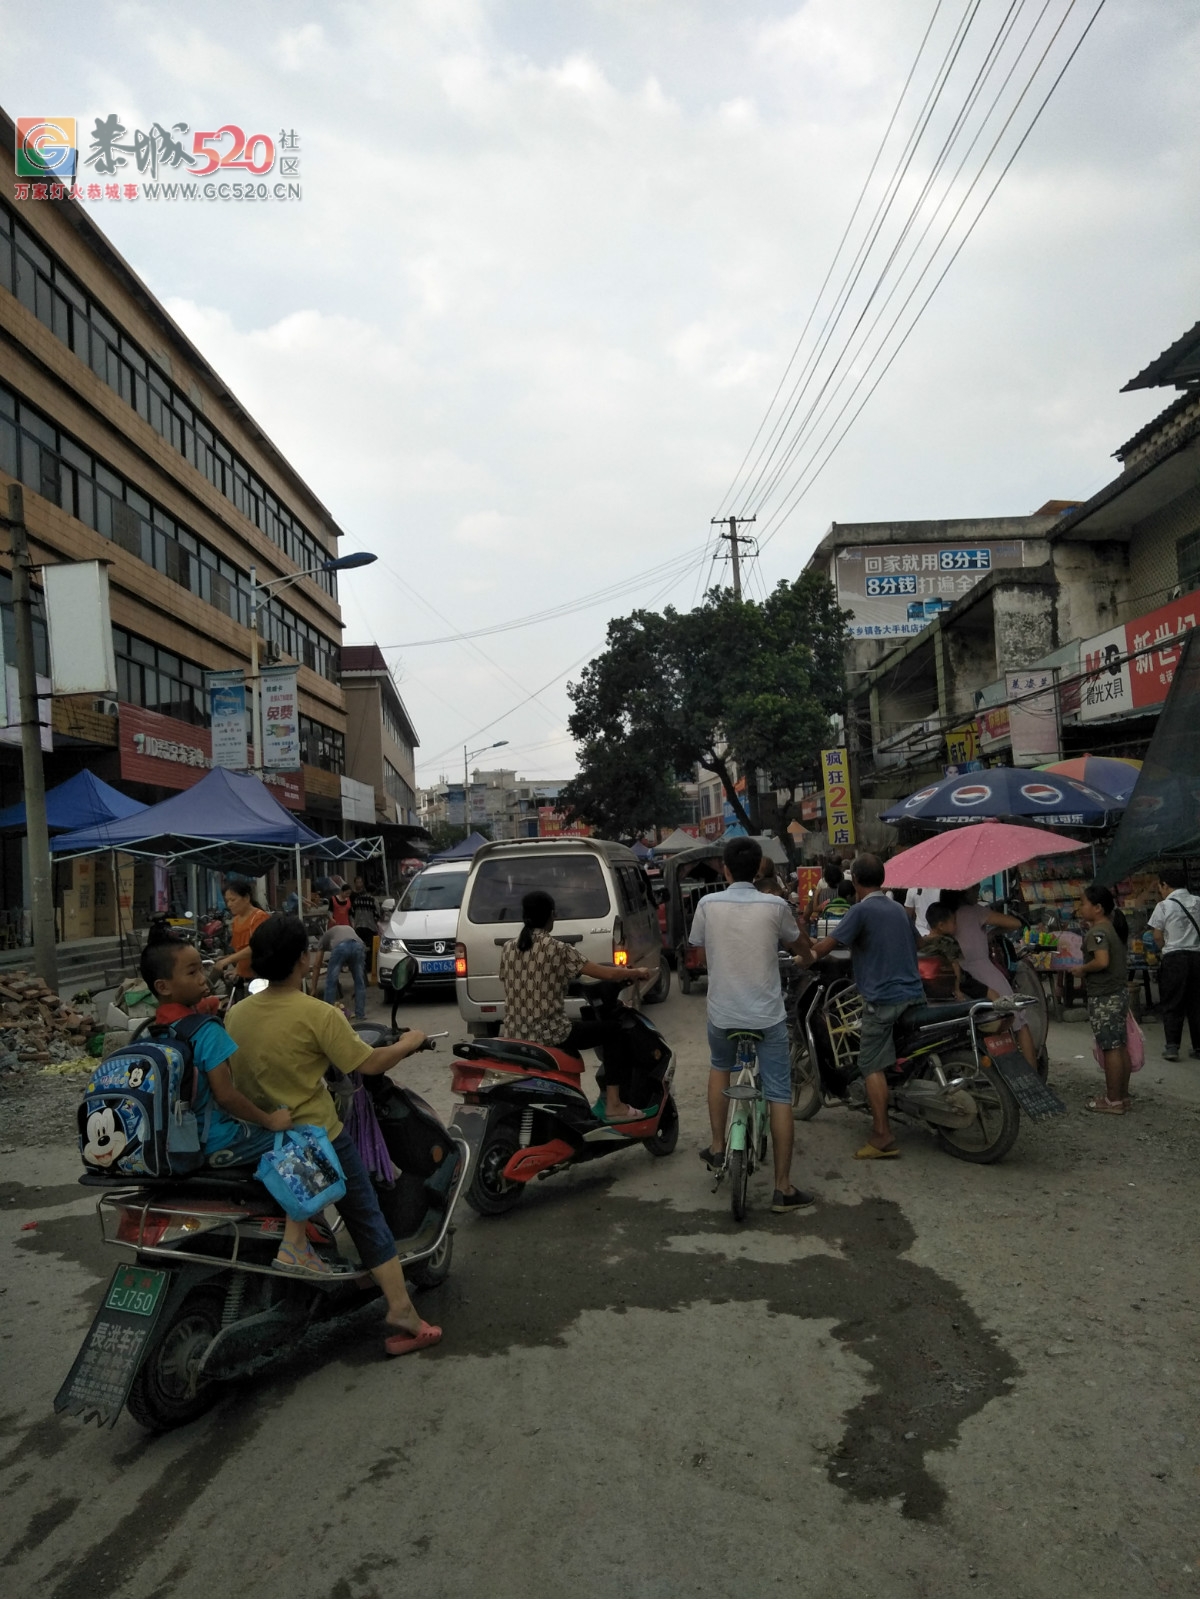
[93,698,118,717]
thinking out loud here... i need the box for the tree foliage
[564,572,849,836]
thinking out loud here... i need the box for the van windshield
[398,871,469,913]
[467,855,610,923]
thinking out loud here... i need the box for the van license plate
[419,959,455,975]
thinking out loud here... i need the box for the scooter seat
[894,1000,976,1039]
[452,1037,584,1076]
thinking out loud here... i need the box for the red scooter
[450,979,679,1215]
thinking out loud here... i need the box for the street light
[463,740,508,830]
[248,551,378,775]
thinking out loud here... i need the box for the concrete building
[0,109,353,932]
[339,646,428,878]
[817,318,1200,850]
[418,769,571,840]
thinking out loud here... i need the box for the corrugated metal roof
[1115,389,1196,461]
[1121,318,1200,391]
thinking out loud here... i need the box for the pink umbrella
[884,822,1089,890]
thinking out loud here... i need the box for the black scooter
[785,955,1065,1163]
[449,979,679,1216]
[56,1031,473,1433]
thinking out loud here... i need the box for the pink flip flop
[384,1320,443,1358]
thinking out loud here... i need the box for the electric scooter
[449,978,679,1215]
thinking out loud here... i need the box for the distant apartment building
[419,769,570,840]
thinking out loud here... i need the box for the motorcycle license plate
[987,1030,1017,1057]
[419,959,455,975]
[104,1265,168,1317]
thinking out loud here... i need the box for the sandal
[274,1241,335,1276]
[1085,1096,1127,1115]
[384,1320,442,1357]
[854,1142,901,1159]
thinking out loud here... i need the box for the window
[1178,530,1200,594]
[112,626,209,725]
[384,758,414,812]
[399,871,468,913]
[298,715,345,773]
[0,198,338,600]
[0,377,339,683]
[467,855,610,923]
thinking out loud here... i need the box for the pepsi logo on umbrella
[1019,782,1065,806]
[950,784,993,807]
[903,786,941,810]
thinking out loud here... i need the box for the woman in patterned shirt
[499,890,654,1123]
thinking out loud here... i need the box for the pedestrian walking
[351,875,380,952]
[1146,866,1200,1061]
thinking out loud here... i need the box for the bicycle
[715,1029,770,1222]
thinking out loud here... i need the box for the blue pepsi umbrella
[880,768,1116,828]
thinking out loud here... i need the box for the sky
[2,0,1198,788]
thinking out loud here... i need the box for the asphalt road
[2,976,1199,1599]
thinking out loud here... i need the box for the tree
[559,737,686,839]
[565,572,849,835]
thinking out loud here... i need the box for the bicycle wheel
[728,1146,749,1222]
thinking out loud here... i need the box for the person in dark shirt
[805,853,923,1159]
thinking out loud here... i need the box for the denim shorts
[707,1019,791,1105]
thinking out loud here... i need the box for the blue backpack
[78,1014,213,1179]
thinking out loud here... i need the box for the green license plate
[104,1265,168,1317]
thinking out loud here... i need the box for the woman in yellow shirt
[225,915,441,1357]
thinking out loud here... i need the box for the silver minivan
[378,861,471,992]
[455,838,669,1034]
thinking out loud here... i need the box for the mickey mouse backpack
[79,1015,211,1178]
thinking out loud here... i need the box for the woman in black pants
[498,890,653,1122]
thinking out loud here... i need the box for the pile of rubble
[0,970,96,1072]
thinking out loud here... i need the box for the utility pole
[711,514,756,600]
[4,486,58,990]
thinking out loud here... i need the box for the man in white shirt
[904,884,943,937]
[690,836,816,1213]
[1147,867,1200,1061]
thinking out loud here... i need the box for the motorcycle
[785,954,1064,1163]
[449,978,679,1216]
[55,1030,471,1433]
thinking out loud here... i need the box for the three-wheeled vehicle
[661,843,727,994]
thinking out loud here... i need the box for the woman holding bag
[225,915,442,1356]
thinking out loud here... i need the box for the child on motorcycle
[140,926,307,1265]
[918,901,966,1000]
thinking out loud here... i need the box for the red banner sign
[537,807,592,837]
[1127,590,1199,709]
[119,703,303,808]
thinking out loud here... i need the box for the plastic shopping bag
[256,1125,347,1220]
[1091,1012,1144,1074]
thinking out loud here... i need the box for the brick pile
[0,970,95,1069]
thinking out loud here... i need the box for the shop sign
[1007,668,1060,764]
[820,747,856,849]
[800,791,825,822]
[977,703,1011,749]
[1079,589,1200,721]
[340,776,375,823]
[834,541,1034,640]
[119,703,303,807]
[699,815,725,840]
[537,807,591,837]
[945,722,979,765]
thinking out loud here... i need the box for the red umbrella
[884,821,1089,890]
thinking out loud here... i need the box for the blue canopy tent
[0,769,146,834]
[427,830,490,863]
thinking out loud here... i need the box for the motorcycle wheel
[408,1230,454,1289]
[790,1034,822,1121]
[126,1288,222,1433]
[928,1051,1021,1165]
[643,1094,679,1157]
[644,953,671,1005]
[466,1120,525,1217]
[728,1146,749,1222]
